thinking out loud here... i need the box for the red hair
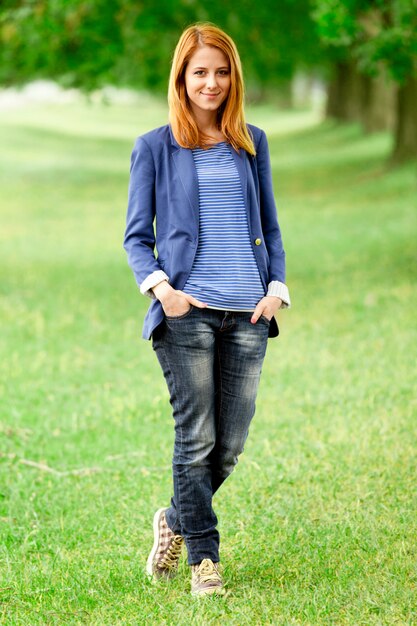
[168,23,255,155]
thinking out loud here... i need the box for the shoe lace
[160,535,183,570]
[194,558,221,584]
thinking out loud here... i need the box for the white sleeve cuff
[266,281,291,308]
[139,270,170,299]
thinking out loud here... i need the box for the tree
[0,1,126,88]
[312,0,417,161]
[0,0,324,100]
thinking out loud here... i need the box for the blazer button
[254,238,262,246]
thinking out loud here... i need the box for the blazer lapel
[169,128,199,226]
[171,148,199,223]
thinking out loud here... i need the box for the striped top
[182,142,265,310]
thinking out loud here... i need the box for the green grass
[1,95,416,625]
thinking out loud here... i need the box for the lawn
[1,94,416,625]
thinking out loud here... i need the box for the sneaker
[191,558,225,596]
[146,507,184,580]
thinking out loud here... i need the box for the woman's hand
[152,281,207,317]
[251,296,282,324]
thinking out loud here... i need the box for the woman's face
[184,46,231,119]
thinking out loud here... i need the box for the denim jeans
[152,306,270,565]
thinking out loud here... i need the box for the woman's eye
[218,70,229,75]
[194,71,204,75]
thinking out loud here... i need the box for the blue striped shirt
[182,142,265,310]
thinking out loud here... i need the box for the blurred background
[1,2,417,623]
[1,0,416,159]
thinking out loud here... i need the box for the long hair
[168,23,256,155]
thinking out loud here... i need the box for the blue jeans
[152,306,270,565]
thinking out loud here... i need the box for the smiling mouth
[201,92,220,96]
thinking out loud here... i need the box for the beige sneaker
[146,508,184,580]
[191,558,225,596]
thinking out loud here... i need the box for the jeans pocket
[260,314,271,325]
[165,304,194,321]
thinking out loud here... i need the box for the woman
[124,22,291,596]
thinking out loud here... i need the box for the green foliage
[312,0,417,82]
[218,0,325,88]
[0,0,324,91]
[1,98,416,623]
[313,0,360,47]
[358,2,417,82]
[0,0,125,88]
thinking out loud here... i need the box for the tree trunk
[392,75,417,162]
[360,70,396,133]
[326,59,365,123]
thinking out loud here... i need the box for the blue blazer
[124,123,286,340]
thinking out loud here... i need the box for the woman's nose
[205,74,218,89]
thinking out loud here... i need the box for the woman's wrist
[152,280,173,303]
